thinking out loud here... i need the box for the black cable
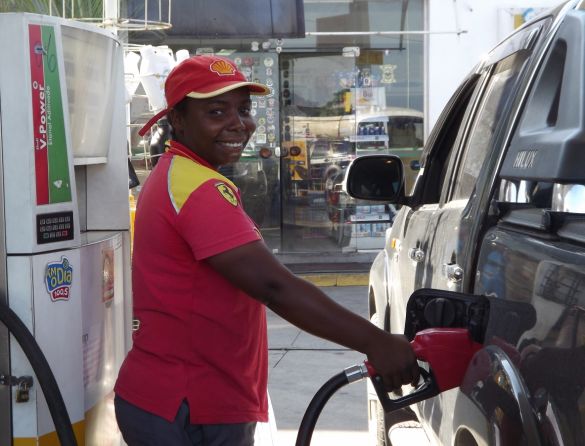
[295,372,349,446]
[0,300,78,446]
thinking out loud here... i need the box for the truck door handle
[443,263,464,282]
[408,248,425,262]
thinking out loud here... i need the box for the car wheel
[368,313,417,446]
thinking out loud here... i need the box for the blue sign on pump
[45,256,73,302]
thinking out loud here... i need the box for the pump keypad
[37,211,74,244]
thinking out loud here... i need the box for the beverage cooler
[0,13,132,445]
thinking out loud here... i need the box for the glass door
[279,54,358,254]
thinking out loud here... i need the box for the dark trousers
[114,395,257,446]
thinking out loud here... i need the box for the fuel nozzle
[366,327,483,413]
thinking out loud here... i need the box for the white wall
[426,0,564,136]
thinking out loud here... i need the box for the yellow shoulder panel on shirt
[168,156,237,213]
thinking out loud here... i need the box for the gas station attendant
[114,55,419,446]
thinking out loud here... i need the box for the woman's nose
[229,114,256,135]
[227,111,247,130]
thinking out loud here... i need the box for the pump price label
[29,24,72,205]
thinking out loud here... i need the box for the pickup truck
[344,1,585,445]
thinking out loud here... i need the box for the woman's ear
[167,108,183,137]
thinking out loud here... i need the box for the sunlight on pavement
[272,427,429,445]
[390,425,430,445]
[275,429,371,446]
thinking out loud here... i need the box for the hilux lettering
[513,149,537,169]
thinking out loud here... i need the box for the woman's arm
[206,240,419,390]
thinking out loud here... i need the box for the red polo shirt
[115,141,268,424]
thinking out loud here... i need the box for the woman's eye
[240,107,252,116]
[209,109,224,116]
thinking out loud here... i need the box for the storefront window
[278,51,423,253]
[278,54,356,252]
[273,0,424,255]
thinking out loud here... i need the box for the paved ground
[266,285,372,446]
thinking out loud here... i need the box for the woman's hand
[365,331,420,391]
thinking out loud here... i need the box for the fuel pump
[0,13,131,445]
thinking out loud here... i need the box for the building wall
[427,0,564,136]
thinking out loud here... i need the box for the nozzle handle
[365,362,440,413]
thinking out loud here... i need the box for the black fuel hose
[0,300,78,446]
[295,364,369,446]
[295,371,348,446]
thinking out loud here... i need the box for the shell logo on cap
[210,60,236,76]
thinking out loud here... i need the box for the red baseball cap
[138,55,270,136]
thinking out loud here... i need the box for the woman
[114,55,419,446]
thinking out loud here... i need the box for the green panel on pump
[29,24,72,205]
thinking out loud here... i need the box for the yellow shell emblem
[216,183,238,206]
[210,60,236,76]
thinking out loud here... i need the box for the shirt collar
[166,140,216,170]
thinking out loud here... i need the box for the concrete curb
[298,273,369,287]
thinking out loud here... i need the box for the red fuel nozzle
[366,327,483,413]
[411,327,483,392]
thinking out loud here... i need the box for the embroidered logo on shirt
[216,183,238,206]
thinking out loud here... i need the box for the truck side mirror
[344,155,404,202]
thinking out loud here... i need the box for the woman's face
[169,87,256,168]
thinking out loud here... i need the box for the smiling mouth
[218,141,245,148]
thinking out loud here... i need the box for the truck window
[449,50,531,201]
[388,116,423,149]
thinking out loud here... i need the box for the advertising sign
[29,24,72,205]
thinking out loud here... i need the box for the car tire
[368,313,417,446]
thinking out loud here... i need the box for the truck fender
[368,249,388,328]
[456,345,542,446]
